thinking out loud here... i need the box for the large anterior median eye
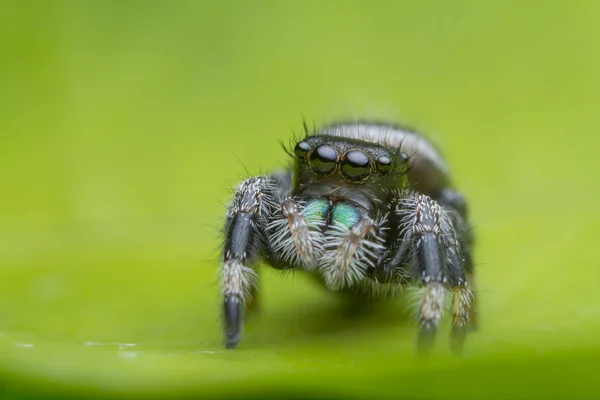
[309,145,338,175]
[341,150,371,181]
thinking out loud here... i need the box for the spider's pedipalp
[267,198,326,270]
[315,203,390,291]
[320,213,385,290]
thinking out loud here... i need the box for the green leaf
[1,1,600,398]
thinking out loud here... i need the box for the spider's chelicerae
[221,121,476,352]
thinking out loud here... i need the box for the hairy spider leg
[223,175,328,348]
[410,195,448,352]
[222,177,275,348]
[438,188,476,354]
[385,193,444,352]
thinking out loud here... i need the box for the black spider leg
[242,171,294,314]
[373,204,410,284]
[222,172,324,348]
[222,176,278,349]
[438,189,476,354]
[409,194,448,352]
[377,191,449,352]
[377,189,475,353]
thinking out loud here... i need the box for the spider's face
[290,135,409,206]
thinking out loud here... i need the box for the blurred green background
[1,0,600,398]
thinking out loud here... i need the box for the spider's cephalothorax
[221,122,476,352]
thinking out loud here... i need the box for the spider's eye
[341,150,371,181]
[376,155,393,174]
[309,145,338,175]
[294,141,310,159]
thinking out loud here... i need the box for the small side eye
[376,155,393,174]
[294,141,310,159]
[309,145,338,175]
[341,150,371,181]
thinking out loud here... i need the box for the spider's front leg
[386,191,475,353]
[222,174,323,348]
[438,188,477,352]
[222,176,277,349]
[409,195,448,351]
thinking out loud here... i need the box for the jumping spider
[221,121,476,352]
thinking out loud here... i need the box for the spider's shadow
[245,293,416,347]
